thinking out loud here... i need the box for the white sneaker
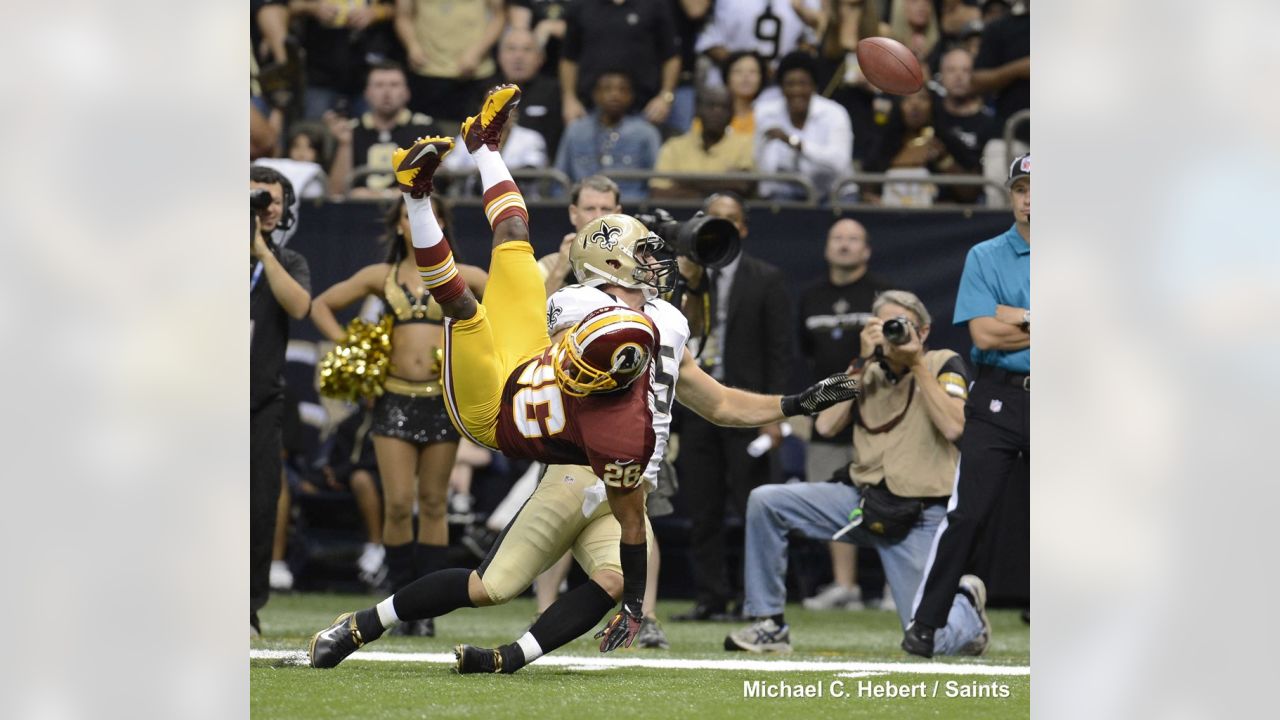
[357,543,386,579]
[803,584,863,610]
[724,618,792,653]
[956,574,991,656]
[269,560,294,591]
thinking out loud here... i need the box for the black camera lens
[251,188,273,211]
[677,214,740,269]
[882,316,912,345]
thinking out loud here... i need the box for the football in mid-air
[855,37,925,95]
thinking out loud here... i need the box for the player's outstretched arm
[674,353,860,426]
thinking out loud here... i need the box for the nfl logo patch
[1020,156,1031,172]
[989,399,1003,413]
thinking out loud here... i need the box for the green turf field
[251,592,1029,719]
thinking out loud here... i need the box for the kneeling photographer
[725,290,991,655]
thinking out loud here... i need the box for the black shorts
[370,384,460,447]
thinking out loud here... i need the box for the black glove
[780,373,861,416]
[595,600,644,653]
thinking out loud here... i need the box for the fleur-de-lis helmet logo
[589,219,622,251]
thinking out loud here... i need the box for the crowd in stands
[251,0,1029,206]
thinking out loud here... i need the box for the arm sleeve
[936,354,972,399]
[654,2,679,60]
[952,248,996,324]
[281,249,312,294]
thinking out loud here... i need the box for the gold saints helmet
[570,214,677,298]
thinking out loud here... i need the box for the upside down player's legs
[483,241,552,370]
[441,309,503,449]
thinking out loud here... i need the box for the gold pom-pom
[318,316,393,402]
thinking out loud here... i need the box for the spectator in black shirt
[560,0,681,127]
[934,47,997,203]
[497,27,564,158]
[972,0,1029,142]
[795,217,890,610]
[250,166,312,637]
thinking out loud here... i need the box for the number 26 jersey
[493,344,657,489]
[546,285,691,491]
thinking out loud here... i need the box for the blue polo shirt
[953,224,1030,373]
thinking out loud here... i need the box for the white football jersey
[548,284,690,490]
[695,0,822,65]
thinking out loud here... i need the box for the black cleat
[901,622,935,659]
[309,612,366,669]
[454,644,502,674]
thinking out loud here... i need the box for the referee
[902,154,1031,658]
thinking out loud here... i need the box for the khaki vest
[849,349,960,498]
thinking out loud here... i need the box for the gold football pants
[477,464,653,604]
[442,241,549,448]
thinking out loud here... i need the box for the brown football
[855,37,925,95]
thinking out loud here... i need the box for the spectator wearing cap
[902,153,1030,659]
[754,51,854,201]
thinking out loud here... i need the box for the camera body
[633,208,741,269]
[882,316,913,346]
[251,188,273,211]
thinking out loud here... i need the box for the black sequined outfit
[370,390,459,446]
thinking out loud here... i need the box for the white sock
[473,146,513,190]
[376,596,401,628]
[516,631,544,663]
[404,194,445,249]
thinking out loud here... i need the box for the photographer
[724,290,991,656]
[250,166,311,637]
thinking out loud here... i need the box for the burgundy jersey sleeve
[578,372,657,488]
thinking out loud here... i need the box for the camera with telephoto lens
[251,188,272,241]
[882,316,913,346]
[633,208,741,269]
[251,188,273,211]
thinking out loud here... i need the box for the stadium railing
[345,165,575,197]
[342,166,1005,210]
[828,174,1010,210]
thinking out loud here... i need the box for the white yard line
[251,649,1029,676]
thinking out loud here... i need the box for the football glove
[595,600,644,653]
[781,373,861,416]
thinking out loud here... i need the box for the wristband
[780,394,801,417]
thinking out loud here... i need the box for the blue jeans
[742,482,984,656]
